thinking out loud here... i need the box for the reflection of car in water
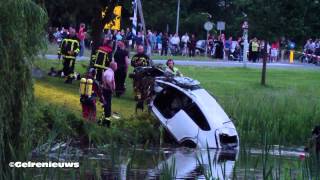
[147,148,238,179]
[132,66,239,149]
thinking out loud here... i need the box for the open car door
[166,110,199,142]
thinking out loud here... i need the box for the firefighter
[165,59,182,77]
[58,28,80,84]
[90,39,113,83]
[79,68,102,122]
[131,45,152,102]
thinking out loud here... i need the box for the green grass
[33,58,320,146]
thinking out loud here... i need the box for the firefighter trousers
[62,57,76,78]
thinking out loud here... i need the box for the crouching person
[80,68,102,122]
[99,62,117,127]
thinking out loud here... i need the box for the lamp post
[242,21,249,68]
[176,0,180,34]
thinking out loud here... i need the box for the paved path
[43,54,319,70]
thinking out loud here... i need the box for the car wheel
[181,139,197,148]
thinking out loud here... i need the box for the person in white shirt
[100,62,117,126]
[181,33,189,56]
[170,33,180,55]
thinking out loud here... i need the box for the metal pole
[132,0,138,36]
[137,0,146,35]
[176,0,180,34]
[243,28,248,68]
[205,31,208,57]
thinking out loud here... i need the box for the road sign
[217,21,225,31]
[204,21,214,31]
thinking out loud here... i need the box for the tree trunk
[261,42,268,85]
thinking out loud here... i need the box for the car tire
[181,139,197,148]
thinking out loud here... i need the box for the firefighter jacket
[91,46,113,70]
[131,53,151,68]
[58,35,80,59]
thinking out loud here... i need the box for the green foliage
[31,101,160,148]
[44,0,320,42]
[0,0,47,178]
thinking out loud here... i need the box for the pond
[30,143,320,179]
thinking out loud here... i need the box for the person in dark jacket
[188,34,196,57]
[130,45,152,110]
[114,41,129,97]
[58,28,80,84]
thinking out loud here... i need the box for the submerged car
[132,66,239,149]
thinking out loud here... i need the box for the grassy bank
[33,59,320,147]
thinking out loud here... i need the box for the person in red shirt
[77,23,86,57]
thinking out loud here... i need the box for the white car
[150,76,239,149]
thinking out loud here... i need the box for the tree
[0,0,47,178]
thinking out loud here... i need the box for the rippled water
[31,143,319,179]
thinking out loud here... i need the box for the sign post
[242,21,249,68]
[204,21,214,57]
[217,21,225,35]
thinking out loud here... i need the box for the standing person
[114,41,129,97]
[270,41,279,62]
[90,39,113,83]
[58,28,80,84]
[60,27,68,40]
[125,28,133,49]
[280,37,286,60]
[224,37,232,60]
[146,30,153,56]
[53,27,62,45]
[181,33,189,56]
[214,35,224,59]
[188,34,196,57]
[80,68,102,122]
[161,33,169,56]
[77,23,86,57]
[251,37,260,62]
[99,62,117,126]
[135,31,143,47]
[170,33,180,56]
[131,45,152,101]
[156,32,163,56]
[151,31,157,51]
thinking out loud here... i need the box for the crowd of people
[303,38,320,63]
[48,25,301,63]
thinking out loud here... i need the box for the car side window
[183,103,211,131]
[153,86,191,119]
